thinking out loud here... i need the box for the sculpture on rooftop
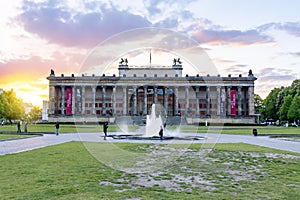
[50,69,55,76]
[248,69,253,76]
[173,58,182,65]
[119,58,128,65]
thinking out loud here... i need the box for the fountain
[145,104,163,137]
[112,104,205,141]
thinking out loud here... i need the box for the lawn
[0,133,39,141]
[0,142,299,199]
[0,123,299,136]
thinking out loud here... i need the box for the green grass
[0,133,38,141]
[1,142,299,199]
[171,125,300,135]
[0,123,137,134]
[0,123,299,135]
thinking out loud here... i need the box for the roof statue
[119,58,128,65]
[50,69,55,76]
[173,58,182,65]
[248,69,253,76]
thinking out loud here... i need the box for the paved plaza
[1,132,299,156]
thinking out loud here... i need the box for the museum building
[47,61,257,124]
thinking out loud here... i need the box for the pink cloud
[18,0,151,48]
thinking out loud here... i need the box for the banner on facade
[231,90,236,116]
[66,88,72,115]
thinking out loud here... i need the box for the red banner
[231,90,236,116]
[66,88,72,115]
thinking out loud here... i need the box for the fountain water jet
[145,104,163,137]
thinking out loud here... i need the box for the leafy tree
[254,94,264,114]
[249,79,300,121]
[28,106,42,122]
[0,90,25,121]
[279,95,293,121]
[263,88,282,120]
[287,95,300,121]
[289,79,300,96]
[0,93,5,119]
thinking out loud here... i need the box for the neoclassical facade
[47,63,257,124]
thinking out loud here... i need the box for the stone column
[49,86,55,115]
[154,86,158,104]
[61,86,65,115]
[206,86,210,116]
[238,86,242,116]
[112,86,116,116]
[185,86,189,116]
[227,86,231,116]
[143,86,148,115]
[196,86,200,116]
[92,86,96,115]
[248,86,255,115]
[133,86,137,115]
[102,86,106,116]
[174,86,179,115]
[81,86,85,115]
[164,87,168,115]
[216,86,221,116]
[72,86,75,115]
[122,86,127,115]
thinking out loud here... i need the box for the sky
[0,0,299,107]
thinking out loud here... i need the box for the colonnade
[49,84,255,117]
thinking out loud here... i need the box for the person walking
[24,122,28,133]
[17,120,21,133]
[159,126,163,141]
[103,122,108,140]
[55,122,60,136]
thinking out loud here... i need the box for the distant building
[42,100,49,121]
[47,62,257,124]
[0,88,3,94]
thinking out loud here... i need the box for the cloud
[252,67,297,98]
[17,0,278,49]
[256,67,296,79]
[281,22,300,37]
[18,0,151,48]
[258,22,300,37]
[221,65,250,76]
[289,52,300,57]
[191,29,274,45]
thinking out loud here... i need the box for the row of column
[123,85,254,116]
[50,85,255,116]
[54,85,115,116]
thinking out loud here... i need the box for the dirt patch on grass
[99,145,299,192]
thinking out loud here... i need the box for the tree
[28,106,42,122]
[263,88,282,120]
[0,90,25,121]
[279,95,293,121]
[287,95,300,121]
[0,93,5,119]
[258,79,300,121]
[254,94,264,114]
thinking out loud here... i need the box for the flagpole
[150,49,152,67]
